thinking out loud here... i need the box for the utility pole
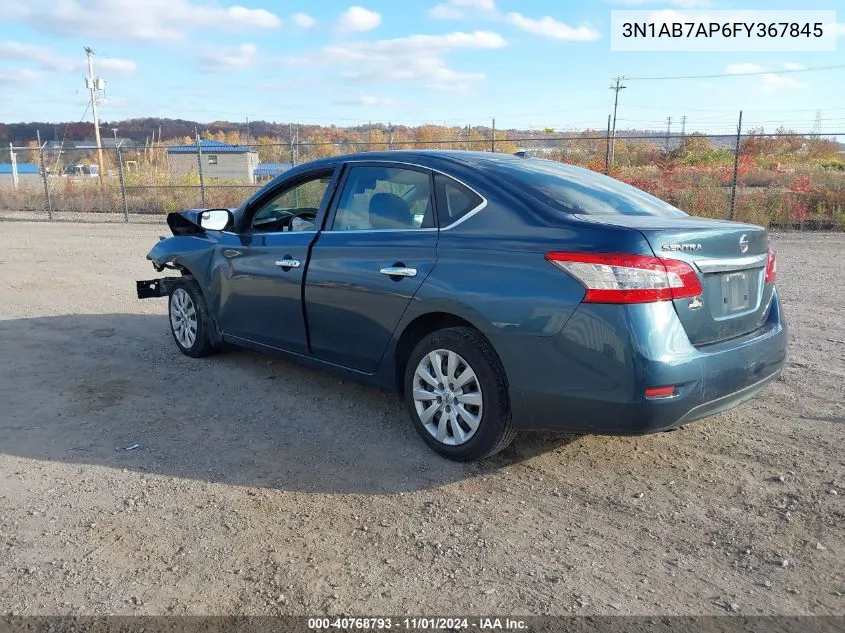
[609,76,626,168]
[84,47,105,184]
[604,114,612,175]
[9,143,18,190]
[195,128,206,207]
[729,110,743,220]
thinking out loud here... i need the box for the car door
[215,168,338,354]
[304,163,439,372]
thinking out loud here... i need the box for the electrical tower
[665,116,672,151]
[812,110,822,135]
[84,47,106,184]
[608,76,626,167]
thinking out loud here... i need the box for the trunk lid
[578,215,773,346]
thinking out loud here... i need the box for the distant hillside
[1,118,836,152]
[0,117,679,146]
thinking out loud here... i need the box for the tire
[403,326,516,461]
[167,276,218,358]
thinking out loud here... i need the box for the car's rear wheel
[404,326,515,461]
[168,276,217,358]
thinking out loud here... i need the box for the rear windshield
[496,159,688,218]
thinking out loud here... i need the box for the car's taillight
[545,252,703,304]
[765,246,777,284]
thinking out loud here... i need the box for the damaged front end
[136,208,232,300]
[136,277,179,299]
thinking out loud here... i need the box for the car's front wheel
[168,276,217,358]
[404,327,515,461]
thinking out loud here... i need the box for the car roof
[303,149,527,171]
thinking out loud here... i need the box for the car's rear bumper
[501,289,788,434]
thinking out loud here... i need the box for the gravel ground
[0,222,842,616]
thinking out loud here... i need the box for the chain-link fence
[2,129,843,229]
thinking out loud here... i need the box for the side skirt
[222,334,398,392]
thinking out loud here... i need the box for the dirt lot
[0,221,842,616]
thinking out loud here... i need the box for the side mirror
[199,209,232,231]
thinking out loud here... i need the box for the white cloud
[333,94,393,106]
[725,62,806,92]
[0,40,136,75]
[760,74,806,92]
[610,0,714,7]
[288,30,506,93]
[0,67,42,86]
[199,43,258,71]
[507,12,600,41]
[783,62,805,71]
[15,0,281,42]
[96,58,138,75]
[430,2,601,43]
[726,62,764,74]
[337,6,382,32]
[0,41,66,70]
[291,12,316,29]
[429,0,498,20]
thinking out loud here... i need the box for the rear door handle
[380,266,417,277]
[275,258,301,269]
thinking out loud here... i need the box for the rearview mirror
[199,209,232,231]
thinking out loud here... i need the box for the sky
[0,0,843,134]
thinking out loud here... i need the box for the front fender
[147,235,215,274]
[145,235,219,303]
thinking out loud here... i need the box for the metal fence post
[195,131,206,207]
[604,114,612,175]
[728,110,743,220]
[38,144,53,220]
[491,118,496,153]
[116,144,129,222]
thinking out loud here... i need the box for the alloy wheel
[170,288,198,348]
[412,349,483,446]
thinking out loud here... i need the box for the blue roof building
[255,162,294,181]
[166,140,260,183]
[167,140,255,154]
[0,163,40,175]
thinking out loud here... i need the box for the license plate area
[721,271,750,313]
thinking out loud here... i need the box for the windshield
[496,159,688,218]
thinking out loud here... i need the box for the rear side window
[331,166,434,231]
[434,174,483,227]
[496,159,687,218]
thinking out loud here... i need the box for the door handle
[275,258,301,269]
[380,266,417,277]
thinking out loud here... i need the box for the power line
[628,64,845,81]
